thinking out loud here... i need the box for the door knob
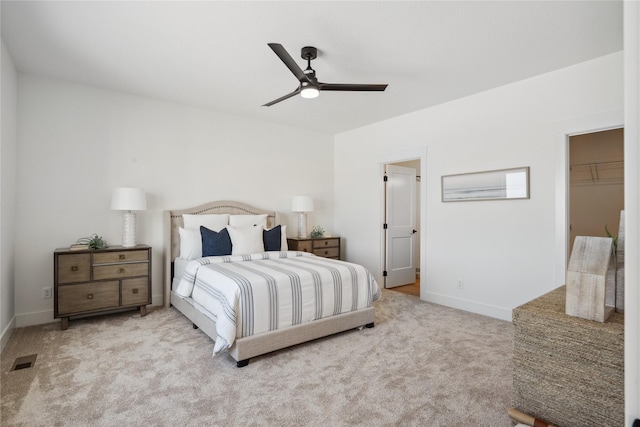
[412,229,417,234]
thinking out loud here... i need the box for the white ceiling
[1,1,623,134]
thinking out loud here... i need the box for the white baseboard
[15,298,165,329]
[423,291,512,322]
[16,309,55,328]
[152,293,163,307]
[1,316,16,353]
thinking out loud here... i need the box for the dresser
[287,237,340,259]
[54,245,151,330]
[512,286,623,427]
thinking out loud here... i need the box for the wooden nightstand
[287,237,340,259]
[54,245,152,330]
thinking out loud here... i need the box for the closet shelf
[570,159,623,185]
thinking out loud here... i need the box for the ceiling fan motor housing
[301,46,317,61]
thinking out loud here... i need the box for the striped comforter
[176,251,381,354]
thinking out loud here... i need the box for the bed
[163,200,380,367]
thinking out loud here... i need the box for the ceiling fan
[263,43,388,107]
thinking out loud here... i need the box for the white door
[385,164,417,288]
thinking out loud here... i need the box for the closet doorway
[569,128,624,255]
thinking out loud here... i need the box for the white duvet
[176,251,381,354]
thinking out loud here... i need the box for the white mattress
[172,257,190,290]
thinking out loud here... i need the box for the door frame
[554,110,623,287]
[384,163,418,288]
[379,146,428,298]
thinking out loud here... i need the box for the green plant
[77,233,108,250]
[310,225,325,239]
[605,224,618,252]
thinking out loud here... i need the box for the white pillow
[280,225,288,251]
[183,214,229,232]
[178,227,202,260]
[229,214,268,228]
[227,225,264,255]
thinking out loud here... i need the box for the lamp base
[122,211,137,248]
[297,212,307,239]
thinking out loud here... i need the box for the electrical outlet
[456,280,464,290]
[42,287,52,299]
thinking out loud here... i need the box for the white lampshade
[291,196,314,212]
[111,187,147,211]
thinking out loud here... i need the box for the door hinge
[383,175,388,182]
[383,271,388,277]
[383,223,388,229]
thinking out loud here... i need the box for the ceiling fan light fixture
[300,85,319,99]
[263,43,387,106]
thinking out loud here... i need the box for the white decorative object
[111,187,147,248]
[566,236,615,322]
[291,196,314,238]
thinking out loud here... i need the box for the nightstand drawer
[313,247,340,258]
[57,254,91,284]
[93,262,148,280]
[58,281,119,315]
[288,237,340,260]
[293,240,313,252]
[122,278,149,305]
[94,250,149,264]
[312,238,339,249]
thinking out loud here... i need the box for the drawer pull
[324,250,328,255]
[132,288,139,294]
[119,268,125,273]
[87,294,94,300]
[119,254,125,260]
[324,241,328,246]
[71,266,78,272]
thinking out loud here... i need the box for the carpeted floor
[1,289,513,426]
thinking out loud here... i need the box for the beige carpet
[1,289,513,426]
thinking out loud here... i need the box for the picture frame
[441,166,530,202]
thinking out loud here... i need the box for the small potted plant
[310,225,325,239]
[77,234,108,250]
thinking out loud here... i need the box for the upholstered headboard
[163,200,277,307]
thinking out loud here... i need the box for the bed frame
[163,200,375,367]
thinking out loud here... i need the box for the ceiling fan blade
[262,88,302,107]
[318,83,388,92]
[268,43,309,83]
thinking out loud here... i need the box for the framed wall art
[442,166,530,202]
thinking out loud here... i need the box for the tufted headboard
[163,200,277,307]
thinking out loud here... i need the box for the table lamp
[291,195,314,238]
[111,187,147,247]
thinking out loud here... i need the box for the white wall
[1,40,18,350]
[624,1,640,424]
[335,52,623,321]
[15,74,334,326]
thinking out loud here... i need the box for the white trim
[553,110,623,288]
[424,291,512,322]
[15,309,55,328]
[624,1,640,423]
[152,293,163,307]
[0,316,16,352]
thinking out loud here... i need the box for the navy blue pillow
[201,226,232,256]
[263,225,282,251]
